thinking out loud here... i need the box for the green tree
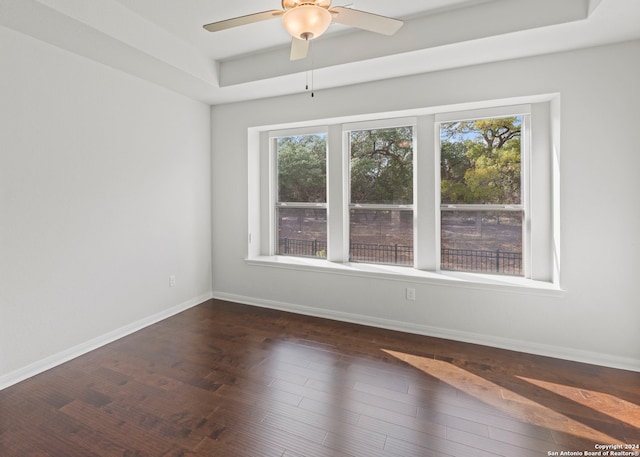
[350,127,413,204]
[277,134,326,202]
[441,140,473,203]
[440,117,521,204]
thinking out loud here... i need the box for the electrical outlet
[169,275,176,288]
[406,287,416,301]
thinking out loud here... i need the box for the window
[439,115,525,276]
[274,133,327,258]
[348,125,414,265]
[251,100,557,287]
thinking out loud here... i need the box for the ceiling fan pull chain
[310,40,315,97]
[203,2,404,99]
[304,39,315,97]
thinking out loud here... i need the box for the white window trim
[270,128,328,257]
[344,118,416,265]
[247,97,562,294]
[435,106,532,278]
[245,255,563,296]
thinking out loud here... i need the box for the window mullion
[440,204,524,211]
[529,104,554,281]
[415,114,438,270]
[276,202,327,208]
[349,203,412,211]
[266,135,277,256]
[326,124,345,262]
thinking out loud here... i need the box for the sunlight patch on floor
[516,375,640,430]
[382,349,621,444]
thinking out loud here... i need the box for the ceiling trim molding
[3,0,638,105]
[0,0,218,101]
[218,0,590,87]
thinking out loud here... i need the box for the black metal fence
[277,238,413,265]
[441,248,522,276]
[278,238,522,275]
[278,238,327,258]
[351,243,413,265]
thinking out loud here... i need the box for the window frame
[435,107,531,277]
[248,99,559,292]
[265,126,329,257]
[270,128,329,259]
[343,118,416,266]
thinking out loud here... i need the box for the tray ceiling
[1,0,639,104]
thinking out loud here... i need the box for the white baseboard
[3,290,636,392]
[0,292,213,391]
[212,291,640,373]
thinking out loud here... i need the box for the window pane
[440,117,522,205]
[439,116,524,276]
[276,133,327,259]
[277,134,326,203]
[350,127,413,204]
[441,211,523,276]
[350,209,413,265]
[277,208,327,258]
[349,126,414,266]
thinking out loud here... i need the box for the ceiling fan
[203,0,404,61]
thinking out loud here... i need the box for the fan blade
[290,37,309,61]
[203,10,282,32]
[330,6,403,35]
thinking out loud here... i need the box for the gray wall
[0,26,213,385]
[211,40,640,371]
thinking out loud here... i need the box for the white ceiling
[117,0,478,60]
[2,0,639,104]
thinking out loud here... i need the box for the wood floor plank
[357,414,447,443]
[446,426,548,457]
[383,435,480,457]
[59,399,186,455]
[1,299,638,456]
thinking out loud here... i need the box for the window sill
[245,256,565,297]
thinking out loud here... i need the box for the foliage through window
[440,116,524,276]
[257,103,553,283]
[275,134,327,258]
[349,126,413,265]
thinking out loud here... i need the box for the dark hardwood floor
[1,299,639,457]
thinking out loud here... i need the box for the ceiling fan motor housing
[282,3,332,40]
[204,0,403,61]
[281,0,332,9]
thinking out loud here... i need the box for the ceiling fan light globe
[282,5,332,40]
